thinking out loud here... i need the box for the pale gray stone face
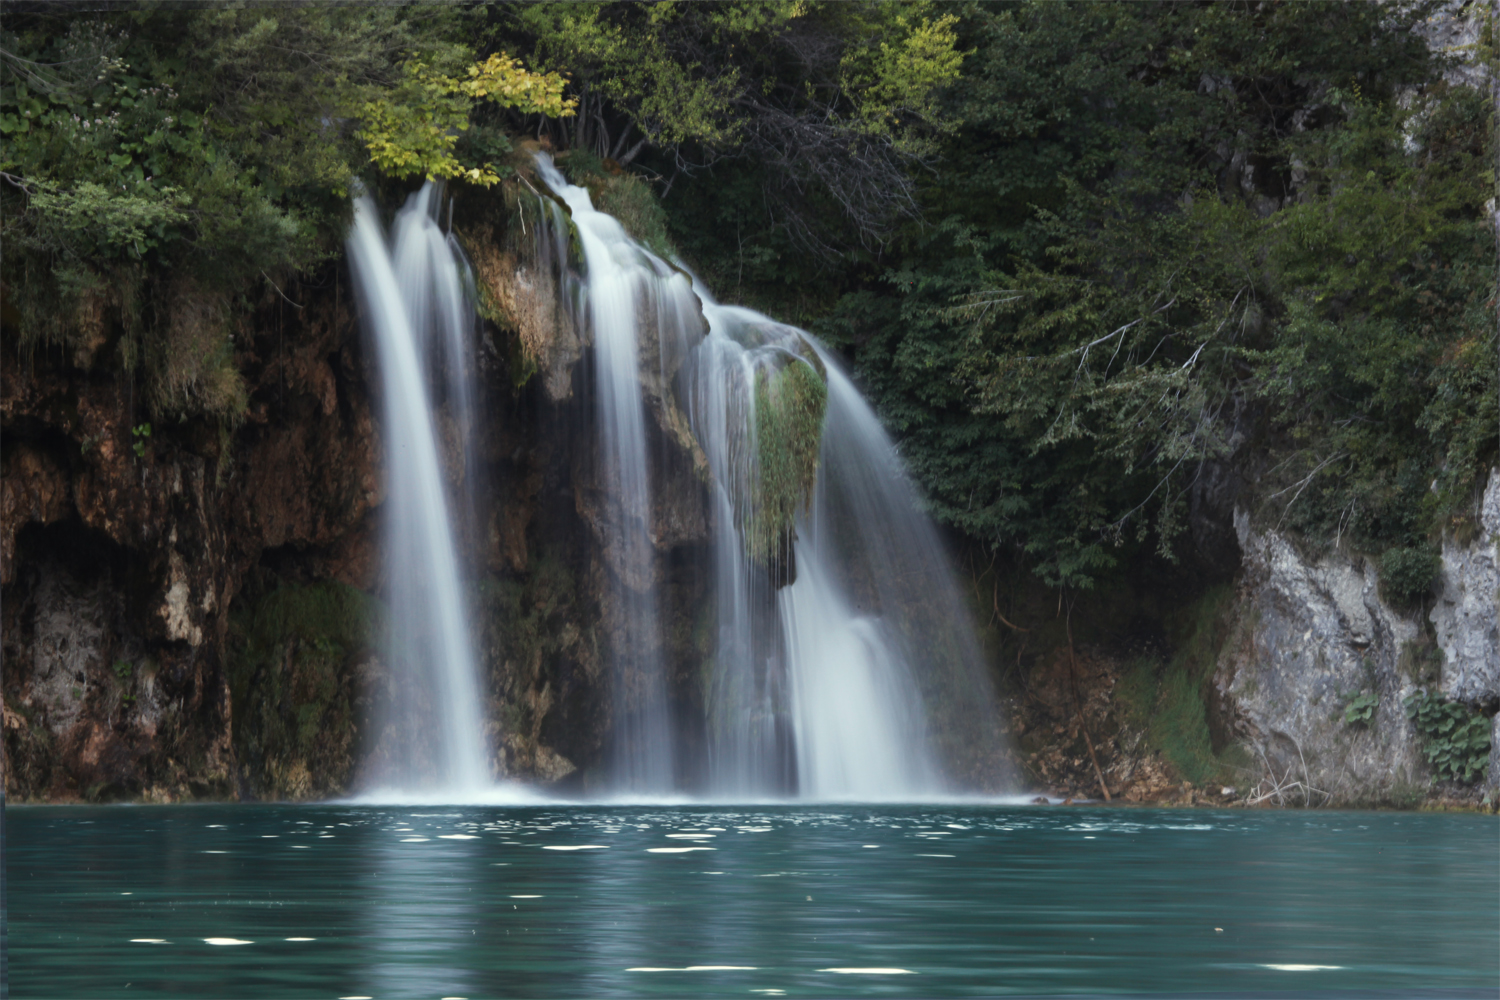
[1432,468,1500,708]
[1489,714,1500,794]
[29,565,110,740]
[1218,469,1500,802]
[1218,510,1428,803]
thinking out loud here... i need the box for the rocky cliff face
[2,282,381,801]
[1212,469,1499,804]
[1432,469,1500,708]
[1433,468,1500,793]
[2,178,717,802]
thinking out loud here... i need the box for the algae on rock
[228,581,383,800]
[745,351,827,571]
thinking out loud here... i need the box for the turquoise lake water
[7,803,1497,998]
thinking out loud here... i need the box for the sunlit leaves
[462,52,576,119]
[840,5,964,149]
[358,55,574,186]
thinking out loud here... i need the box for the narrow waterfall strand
[347,187,490,794]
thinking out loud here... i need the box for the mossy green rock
[746,352,827,569]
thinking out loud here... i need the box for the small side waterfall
[687,300,987,800]
[534,156,694,794]
[347,184,490,795]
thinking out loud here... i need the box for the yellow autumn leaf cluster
[359,53,575,186]
[461,53,578,119]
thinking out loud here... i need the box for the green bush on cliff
[557,150,676,260]
[1404,691,1492,785]
[1379,546,1443,607]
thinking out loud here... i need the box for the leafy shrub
[1379,547,1442,606]
[1343,690,1378,726]
[1404,692,1491,784]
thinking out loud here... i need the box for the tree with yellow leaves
[358,53,576,186]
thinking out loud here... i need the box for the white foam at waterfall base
[346,185,491,797]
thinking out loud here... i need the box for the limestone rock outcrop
[1432,468,1500,706]
[1214,469,1500,802]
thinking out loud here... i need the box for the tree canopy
[2,0,1492,592]
[643,0,1496,586]
[0,3,567,418]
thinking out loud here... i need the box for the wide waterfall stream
[330,160,1003,802]
[340,160,1003,800]
[533,157,686,794]
[530,154,1002,800]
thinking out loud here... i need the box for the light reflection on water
[9,804,1498,998]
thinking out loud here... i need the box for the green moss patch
[1115,586,1247,787]
[227,581,383,800]
[745,353,827,568]
[556,150,676,259]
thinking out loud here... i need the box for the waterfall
[346,184,490,795]
[531,152,1002,800]
[534,156,690,794]
[686,300,996,800]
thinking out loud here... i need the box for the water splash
[346,184,489,794]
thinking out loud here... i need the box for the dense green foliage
[655,0,1497,587]
[1404,691,1493,783]
[6,3,1489,583]
[1,4,562,420]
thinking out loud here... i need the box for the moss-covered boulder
[744,346,827,574]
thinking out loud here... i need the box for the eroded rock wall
[1213,470,1500,803]
[1432,468,1500,792]
[1432,469,1500,706]
[2,278,379,801]
[4,178,717,802]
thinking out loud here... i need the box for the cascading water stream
[391,186,484,551]
[534,156,696,794]
[346,184,490,795]
[685,298,997,800]
[528,152,1002,800]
